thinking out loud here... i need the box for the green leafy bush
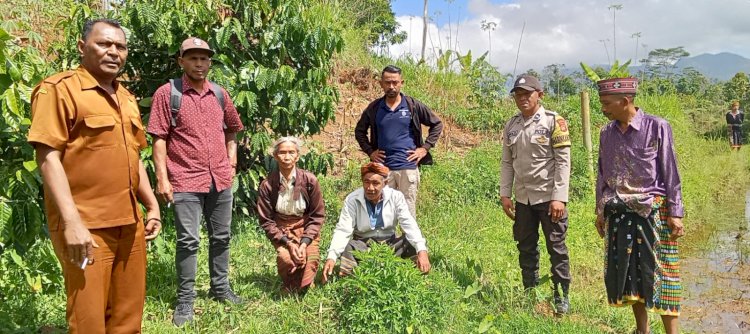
[0,26,56,259]
[52,0,344,217]
[579,59,632,82]
[333,243,459,334]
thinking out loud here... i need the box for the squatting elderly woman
[256,137,325,292]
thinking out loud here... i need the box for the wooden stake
[581,90,594,185]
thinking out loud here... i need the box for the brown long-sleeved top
[256,168,326,245]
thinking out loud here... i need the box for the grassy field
[6,93,749,333]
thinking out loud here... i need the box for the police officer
[499,74,572,314]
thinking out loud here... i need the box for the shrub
[333,243,459,334]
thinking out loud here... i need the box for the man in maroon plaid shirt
[147,37,244,327]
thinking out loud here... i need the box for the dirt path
[681,192,750,333]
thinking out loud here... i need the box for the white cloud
[387,0,750,74]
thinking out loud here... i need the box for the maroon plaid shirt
[147,76,244,193]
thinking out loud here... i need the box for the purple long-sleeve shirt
[596,109,684,218]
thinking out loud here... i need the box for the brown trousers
[272,214,320,292]
[50,222,146,334]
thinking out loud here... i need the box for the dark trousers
[513,201,571,287]
[173,186,233,303]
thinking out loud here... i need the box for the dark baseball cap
[179,37,214,57]
[511,74,543,93]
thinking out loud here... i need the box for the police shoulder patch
[551,114,571,148]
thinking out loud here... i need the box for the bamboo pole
[581,90,594,183]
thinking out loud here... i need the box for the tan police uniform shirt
[28,67,148,230]
[500,106,571,205]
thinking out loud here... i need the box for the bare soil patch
[312,67,487,175]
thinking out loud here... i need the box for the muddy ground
[682,196,750,334]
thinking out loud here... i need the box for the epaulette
[117,81,136,97]
[42,70,76,85]
[544,109,559,117]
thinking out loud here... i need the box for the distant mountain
[675,52,750,81]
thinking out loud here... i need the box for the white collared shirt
[276,168,307,216]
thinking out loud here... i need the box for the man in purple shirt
[594,78,685,334]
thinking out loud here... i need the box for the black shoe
[210,290,245,305]
[553,283,570,314]
[172,302,194,327]
[554,295,570,314]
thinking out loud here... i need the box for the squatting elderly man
[322,162,430,283]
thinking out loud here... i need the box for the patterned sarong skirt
[729,125,743,147]
[272,213,320,292]
[604,195,681,316]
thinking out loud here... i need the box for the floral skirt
[603,195,681,316]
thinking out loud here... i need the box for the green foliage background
[52,0,344,214]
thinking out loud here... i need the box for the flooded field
[681,192,750,333]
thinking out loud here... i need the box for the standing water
[680,191,750,333]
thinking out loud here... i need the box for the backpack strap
[169,78,228,130]
[169,78,183,128]
[209,81,228,130]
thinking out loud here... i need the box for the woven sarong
[272,213,320,292]
[729,125,743,148]
[604,195,681,316]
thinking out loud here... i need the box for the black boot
[553,282,570,314]
[522,277,539,290]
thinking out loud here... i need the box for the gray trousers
[513,201,571,288]
[173,186,233,303]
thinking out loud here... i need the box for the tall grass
[5,92,747,333]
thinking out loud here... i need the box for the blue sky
[386,0,750,73]
[391,0,509,26]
